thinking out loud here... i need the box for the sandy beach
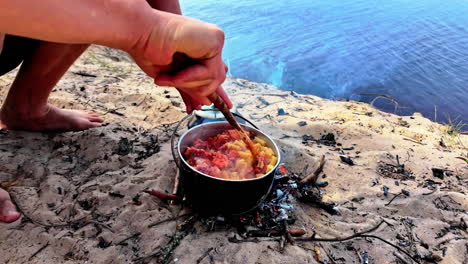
[0,46,466,264]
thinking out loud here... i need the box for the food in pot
[184,129,277,180]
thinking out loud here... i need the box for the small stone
[383,185,389,196]
[117,138,133,155]
[316,181,328,188]
[432,168,447,179]
[340,155,354,166]
[97,237,111,248]
[277,108,288,116]
[170,99,181,107]
[297,121,307,127]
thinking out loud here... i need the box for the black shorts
[0,35,38,76]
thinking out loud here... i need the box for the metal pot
[172,120,281,215]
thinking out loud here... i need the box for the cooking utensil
[207,93,259,164]
[174,122,280,215]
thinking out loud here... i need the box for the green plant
[445,115,467,136]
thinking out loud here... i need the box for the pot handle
[171,113,194,170]
[232,112,259,130]
[170,112,259,170]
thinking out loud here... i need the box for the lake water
[180,0,468,123]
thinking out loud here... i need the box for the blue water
[180,0,468,123]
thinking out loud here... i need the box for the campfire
[143,159,331,258]
[201,161,334,237]
[144,157,422,264]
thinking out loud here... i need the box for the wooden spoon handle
[208,93,259,161]
[207,93,243,131]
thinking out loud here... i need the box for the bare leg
[0,42,105,221]
[0,42,103,131]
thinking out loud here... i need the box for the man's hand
[0,0,230,111]
[177,86,232,113]
[127,11,232,112]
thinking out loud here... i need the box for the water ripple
[181,0,468,122]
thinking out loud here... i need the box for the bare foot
[0,188,20,223]
[0,104,104,131]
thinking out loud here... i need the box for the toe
[0,205,21,223]
[90,122,102,128]
[0,189,21,223]
[88,116,104,123]
[80,110,104,123]
[85,111,98,117]
[73,120,102,131]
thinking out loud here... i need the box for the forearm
[0,0,161,51]
[147,0,182,15]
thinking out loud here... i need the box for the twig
[300,155,326,184]
[236,91,290,98]
[87,220,114,232]
[172,170,180,196]
[355,249,363,263]
[143,190,181,201]
[385,193,403,206]
[236,91,317,101]
[102,106,125,116]
[196,247,214,264]
[132,246,161,262]
[455,156,468,164]
[228,236,277,243]
[381,218,395,227]
[361,235,419,263]
[147,213,192,228]
[403,138,426,145]
[350,93,400,113]
[394,252,411,264]
[296,220,386,242]
[116,232,141,246]
[170,170,181,206]
[296,220,420,264]
[422,187,438,196]
[278,235,286,253]
[406,151,411,163]
[71,71,97,78]
[28,242,49,261]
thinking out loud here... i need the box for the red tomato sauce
[184,129,277,180]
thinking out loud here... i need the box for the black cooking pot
[171,118,281,215]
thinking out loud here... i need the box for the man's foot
[0,104,104,131]
[0,188,20,223]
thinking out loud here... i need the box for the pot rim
[177,121,281,182]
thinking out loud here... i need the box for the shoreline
[0,46,466,264]
[228,76,467,127]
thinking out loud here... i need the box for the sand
[0,46,466,264]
